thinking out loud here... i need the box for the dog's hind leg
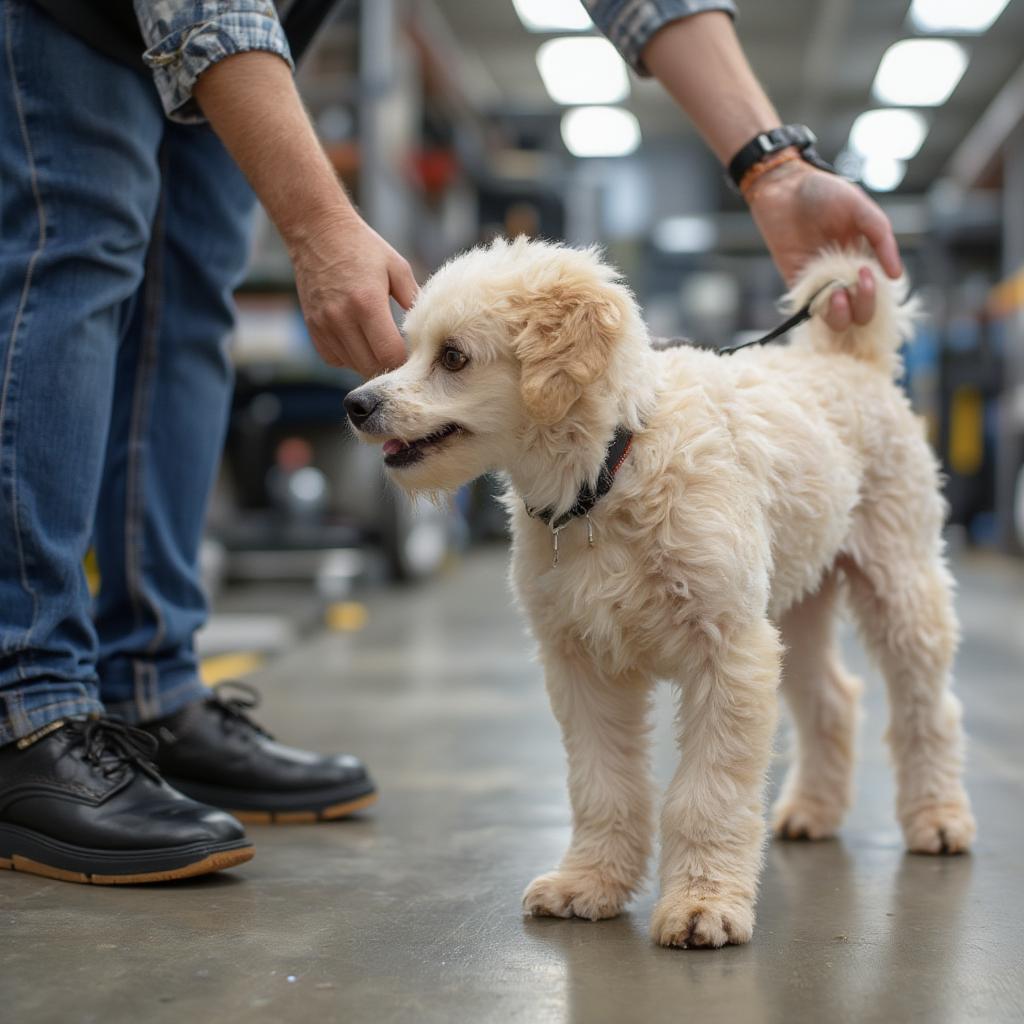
[842,538,976,854]
[652,617,780,949]
[773,571,862,841]
[523,641,654,921]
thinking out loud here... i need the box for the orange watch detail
[738,146,802,202]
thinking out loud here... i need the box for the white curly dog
[345,237,976,949]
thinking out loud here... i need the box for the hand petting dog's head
[344,237,650,495]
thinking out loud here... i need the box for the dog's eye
[440,346,469,372]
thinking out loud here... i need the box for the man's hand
[639,13,903,331]
[288,209,417,376]
[747,161,902,330]
[193,51,416,377]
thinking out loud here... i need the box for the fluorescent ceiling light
[537,38,629,105]
[513,0,593,32]
[908,0,1011,34]
[849,108,928,160]
[872,39,968,106]
[561,107,640,158]
[860,155,906,192]
[652,216,718,254]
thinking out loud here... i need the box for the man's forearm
[631,5,901,317]
[191,50,417,375]
[192,51,355,246]
[641,12,778,165]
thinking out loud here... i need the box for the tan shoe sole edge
[232,792,378,824]
[0,845,253,885]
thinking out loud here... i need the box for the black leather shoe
[0,717,253,884]
[140,683,377,823]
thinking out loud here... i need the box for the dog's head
[344,237,644,493]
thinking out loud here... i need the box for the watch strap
[727,125,836,189]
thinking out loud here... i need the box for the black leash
[718,278,841,354]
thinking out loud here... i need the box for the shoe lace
[208,681,274,741]
[64,717,163,782]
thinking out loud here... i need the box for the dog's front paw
[772,793,844,841]
[902,801,976,854]
[651,893,754,949]
[522,870,630,921]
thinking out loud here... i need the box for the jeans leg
[0,0,164,744]
[94,121,257,723]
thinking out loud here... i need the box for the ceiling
[431,0,1024,194]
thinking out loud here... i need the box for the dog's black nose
[344,390,380,429]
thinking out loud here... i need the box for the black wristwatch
[727,124,836,191]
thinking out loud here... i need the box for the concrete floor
[3,547,1023,1023]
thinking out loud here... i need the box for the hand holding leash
[746,162,901,331]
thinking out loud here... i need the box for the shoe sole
[231,792,378,824]
[0,825,254,885]
[0,847,253,885]
[162,775,378,824]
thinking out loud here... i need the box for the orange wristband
[738,146,802,202]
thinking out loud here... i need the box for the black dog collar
[526,425,634,532]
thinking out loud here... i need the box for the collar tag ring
[551,522,568,568]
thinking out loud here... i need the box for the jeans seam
[9,694,88,717]
[0,691,104,745]
[7,689,29,736]
[124,145,169,657]
[105,671,205,722]
[1,0,46,671]
[131,659,160,721]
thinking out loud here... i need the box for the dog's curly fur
[347,237,976,948]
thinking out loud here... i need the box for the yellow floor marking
[325,601,368,632]
[200,651,266,685]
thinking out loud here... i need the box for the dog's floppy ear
[512,267,625,426]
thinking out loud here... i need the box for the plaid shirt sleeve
[134,1,295,124]
[583,0,738,75]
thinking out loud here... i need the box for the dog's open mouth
[382,423,464,468]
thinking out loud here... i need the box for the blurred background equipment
[223,0,1023,564]
[201,0,1023,661]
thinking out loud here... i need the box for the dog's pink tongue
[383,439,405,456]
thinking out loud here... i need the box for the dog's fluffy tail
[785,246,918,377]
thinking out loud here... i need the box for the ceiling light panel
[872,39,968,106]
[908,0,1011,34]
[537,37,629,105]
[513,0,594,32]
[561,107,641,158]
[859,155,906,192]
[652,216,718,254]
[849,108,929,161]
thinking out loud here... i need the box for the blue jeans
[0,0,256,744]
